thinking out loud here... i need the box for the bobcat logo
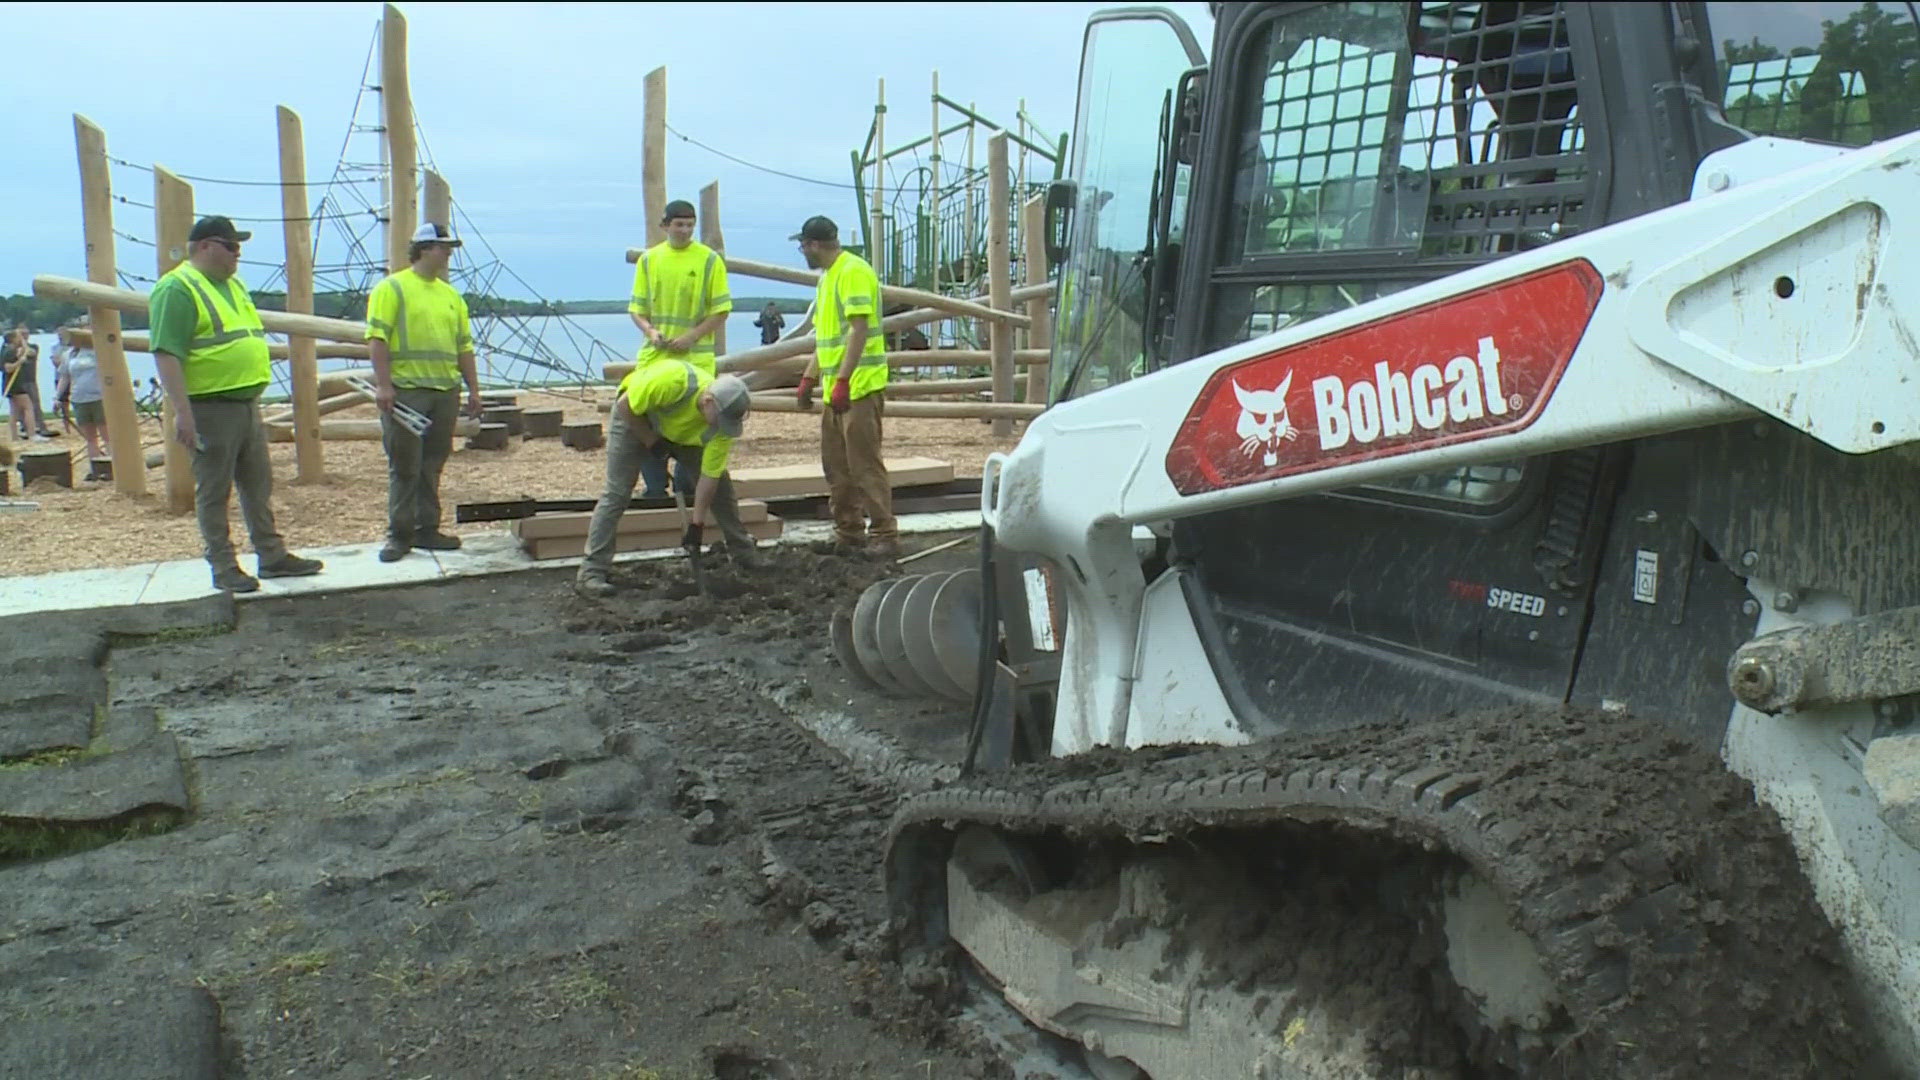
[1233,372,1297,467]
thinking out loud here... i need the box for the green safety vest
[367,270,469,389]
[814,251,889,401]
[632,242,727,374]
[164,263,271,397]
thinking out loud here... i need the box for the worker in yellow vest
[576,361,753,598]
[792,216,895,557]
[629,198,730,502]
[150,216,324,593]
[365,222,484,563]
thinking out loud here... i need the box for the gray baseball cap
[709,374,751,437]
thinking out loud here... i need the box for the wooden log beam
[152,164,195,512]
[74,115,144,496]
[887,349,1049,367]
[883,377,993,396]
[743,394,1040,421]
[1021,192,1053,405]
[643,67,666,248]
[987,132,1014,437]
[624,252,1031,328]
[279,105,323,483]
[699,180,725,356]
[263,389,371,426]
[32,276,367,342]
[602,280,1055,382]
[67,330,370,360]
[264,416,478,443]
[381,4,415,274]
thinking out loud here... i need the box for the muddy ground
[0,544,994,1080]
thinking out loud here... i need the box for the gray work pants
[380,386,460,543]
[188,397,287,572]
[581,402,751,576]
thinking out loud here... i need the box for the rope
[109,156,381,187]
[664,123,863,190]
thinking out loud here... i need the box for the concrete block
[1865,733,1920,850]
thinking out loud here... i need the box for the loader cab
[1048,1,1920,739]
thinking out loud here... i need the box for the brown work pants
[821,391,895,542]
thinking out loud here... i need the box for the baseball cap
[708,374,751,437]
[188,216,252,243]
[411,222,463,247]
[788,216,838,242]
[661,199,696,224]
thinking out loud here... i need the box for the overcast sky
[3,1,1210,302]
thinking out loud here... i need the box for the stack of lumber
[730,456,954,499]
[510,500,782,560]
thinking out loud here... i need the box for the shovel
[670,485,711,598]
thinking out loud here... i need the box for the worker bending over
[576,361,753,598]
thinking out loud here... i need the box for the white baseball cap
[411,222,462,247]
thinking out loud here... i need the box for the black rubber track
[884,707,1891,1079]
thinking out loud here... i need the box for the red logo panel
[1165,260,1603,496]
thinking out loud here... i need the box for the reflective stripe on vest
[168,264,271,397]
[378,276,462,388]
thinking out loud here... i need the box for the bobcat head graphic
[1233,372,1297,467]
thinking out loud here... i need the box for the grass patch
[0,807,182,864]
[105,624,235,647]
[0,747,90,771]
[270,949,332,976]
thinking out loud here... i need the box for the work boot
[378,540,411,563]
[258,553,325,578]
[718,539,761,569]
[212,566,260,594]
[574,571,617,598]
[867,537,901,560]
[414,531,463,551]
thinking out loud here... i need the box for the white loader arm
[984,132,1920,753]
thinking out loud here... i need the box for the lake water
[19,310,788,405]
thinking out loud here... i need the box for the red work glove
[796,375,816,410]
[829,378,851,414]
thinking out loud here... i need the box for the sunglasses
[209,239,240,253]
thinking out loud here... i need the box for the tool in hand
[343,374,431,437]
[669,483,710,598]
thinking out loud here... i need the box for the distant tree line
[3,291,812,331]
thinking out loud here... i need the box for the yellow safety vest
[630,241,729,375]
[618,358,734,477]
[814,251,888,401]
[366,269,471,389]
[164,263,271,397]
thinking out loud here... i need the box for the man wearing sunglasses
[151,215,324,593]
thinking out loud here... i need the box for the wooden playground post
[278,105,324,483]
[699,181,725,356]
[152,166,196,511]
[381,3,416,274]
[423,169,451,231]
[643,67,667,248]
[73,115,144,496]
[1021,192,1052,407]
[986,133,1014,437]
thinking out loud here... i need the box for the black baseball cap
[661,199,696,224]
[189,216,252,243]
[789,216,838,242]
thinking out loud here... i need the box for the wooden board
[520,516,783,560]
[511,499,771,541]
[730,456,953,499]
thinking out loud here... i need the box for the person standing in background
[3,327,55,442]
[754,301,785,346]
[53,332,109,466]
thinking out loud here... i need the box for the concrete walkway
[0,510,981,619]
